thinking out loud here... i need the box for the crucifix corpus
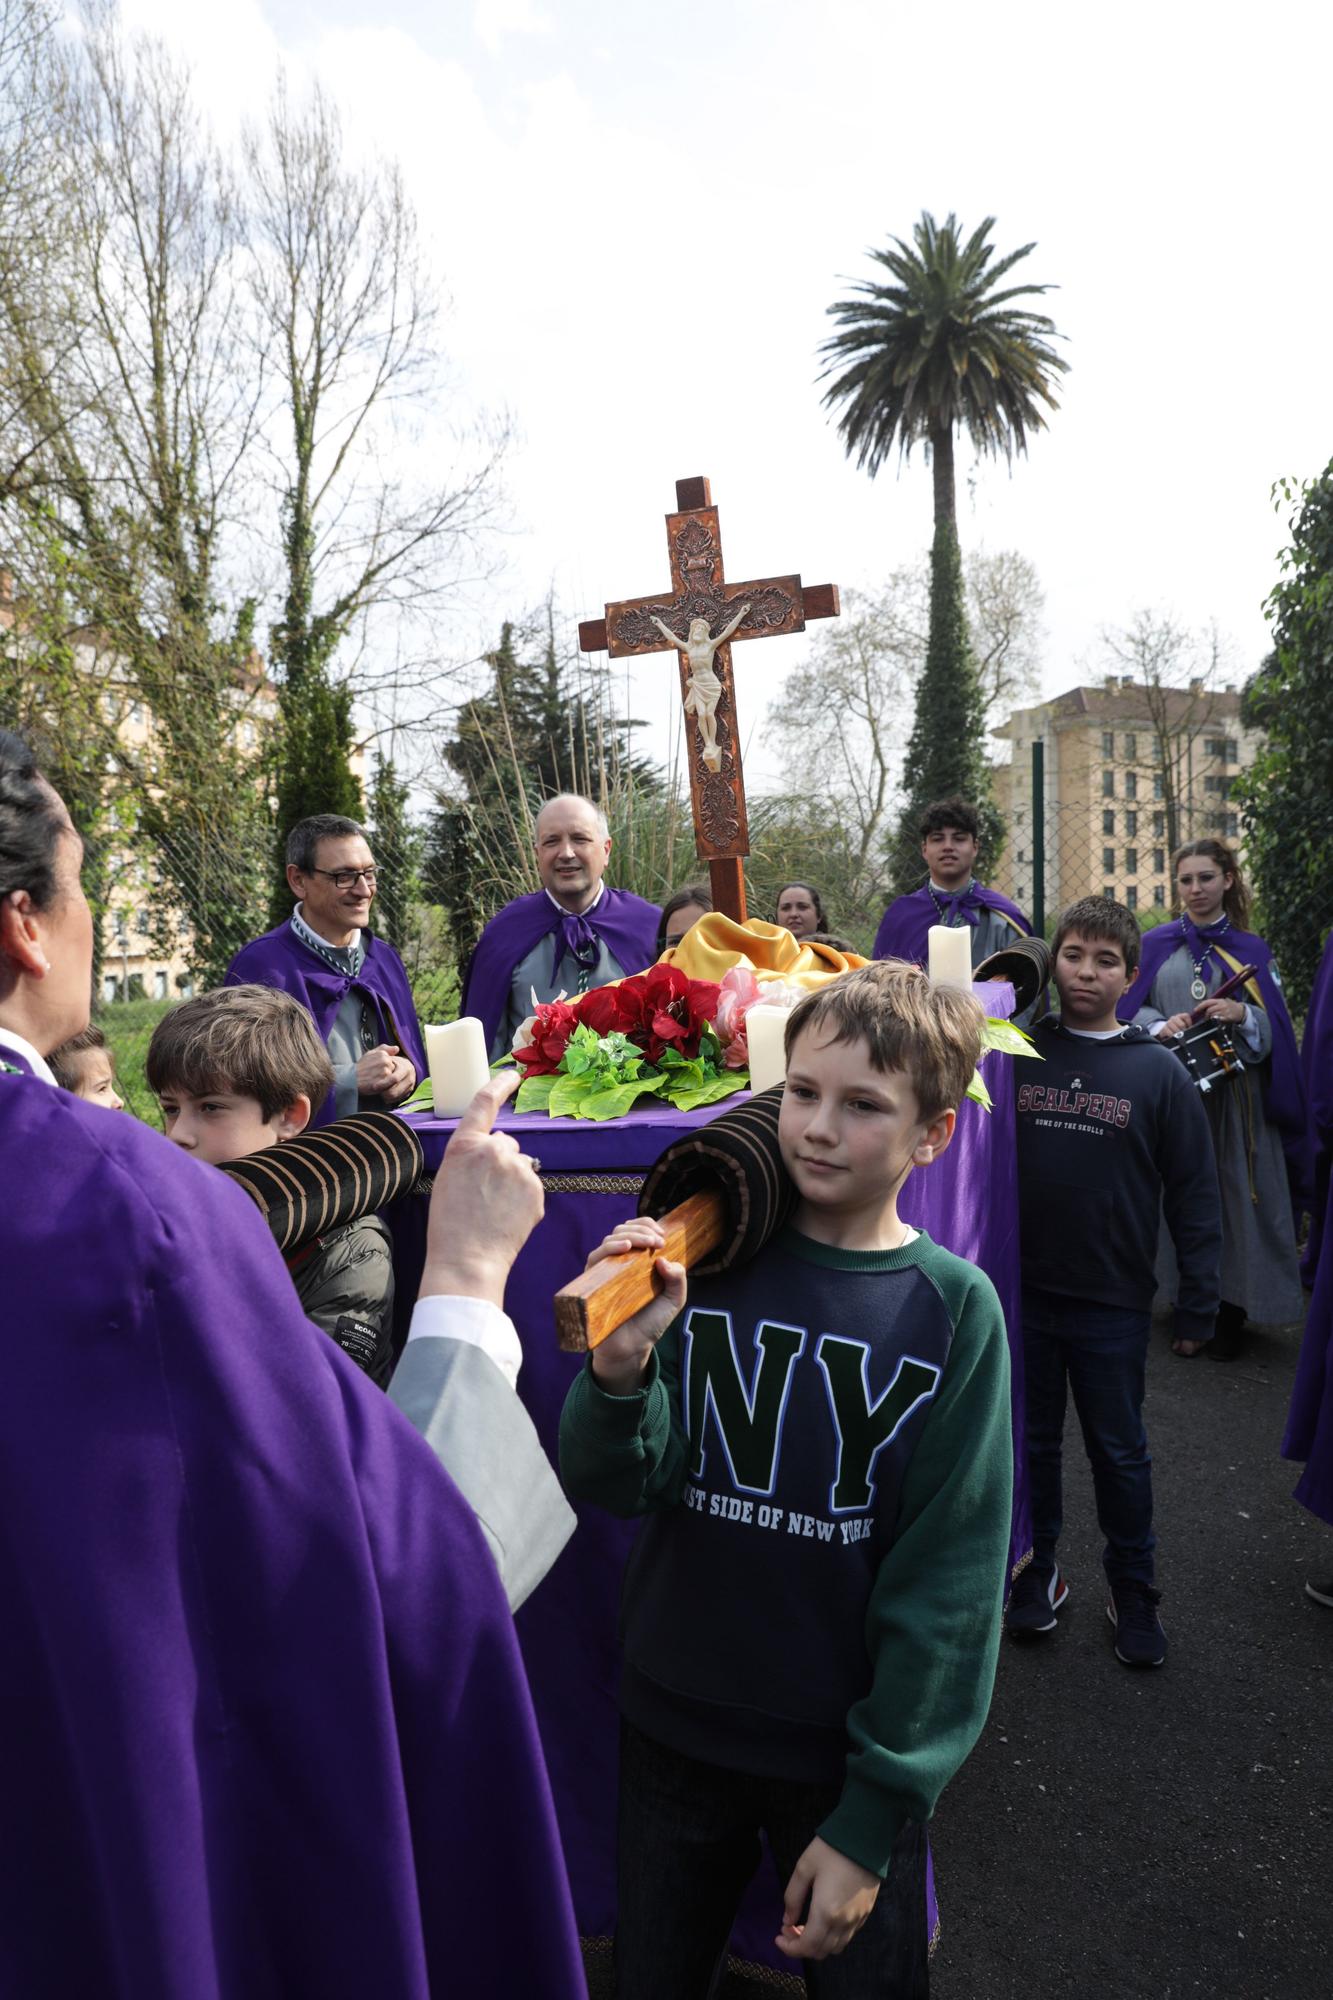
[578,475,839,922]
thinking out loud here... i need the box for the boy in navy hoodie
[1007,897,1220,1666]
[559,961,1013,1998]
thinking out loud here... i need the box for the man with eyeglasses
[226,814,427,1125]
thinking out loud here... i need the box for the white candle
[928,924,973,991]
[746,1003,793,1094]
[424,1017,491,1117]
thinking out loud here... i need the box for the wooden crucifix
[578,475,839,922]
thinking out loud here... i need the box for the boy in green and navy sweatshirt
[559,961,1014,1997]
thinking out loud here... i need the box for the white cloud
[473,0,553,59]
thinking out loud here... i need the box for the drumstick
[1188,963,1258,1023]
[554,1189,728,1351]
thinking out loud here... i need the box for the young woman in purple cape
[1117,837,1310,1359]
[0,730,583,1998]
[1281,927,1333,1603]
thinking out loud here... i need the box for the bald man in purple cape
[1282,930,1333,1578]
[874,797,1031,970]
[228,813,427,1127]
[463,793,661,1058]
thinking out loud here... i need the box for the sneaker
[1305,1578,1333,1608]
[1106,1579,1167,1667]
[1006,1563,1069,1637]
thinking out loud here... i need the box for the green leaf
[667,1077,746,1113]
[547,1073,595,1119]
[514,1074,557,1114]
[964,1068,993,1112]
[576,1076,667,1121]
[980,1016,1043,1060]
[398,1076,434,1113]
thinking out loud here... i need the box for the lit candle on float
[927,925,973,992]
[746,1003,794,1094]
[424,1017,491,1116]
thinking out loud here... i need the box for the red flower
[633,963,720,1064]
[512,997,580,1075]
[574,983,634,1037]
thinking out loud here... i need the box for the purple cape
[0,1076,582,1998]
[461,886,662,1053]
[227,921,428,1127]
[1117,922,1313,1206]
[1299,930,1333,1282]
[873,882,1032,963]
[1283,1163,1333,1527]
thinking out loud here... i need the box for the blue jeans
[1021,1289,1156,1588]
[614,1720,930,1999]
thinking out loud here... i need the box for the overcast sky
[121,0,1333,792]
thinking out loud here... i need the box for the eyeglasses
[307,866,379,890]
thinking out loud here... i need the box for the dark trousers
[614,1719,930,2000]
[1021,1289,1156,1588]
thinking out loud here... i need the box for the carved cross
[578,475,839,922]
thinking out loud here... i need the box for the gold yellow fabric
[658,913,867,989]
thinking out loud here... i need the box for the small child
[146,984,395,1385]
[1007,897,1221,1666]
[559,961,1013,1997]
[49,1024,124,1110]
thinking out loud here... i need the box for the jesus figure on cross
[649,602,750,771]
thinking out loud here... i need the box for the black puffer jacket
[289,1214,395,1387]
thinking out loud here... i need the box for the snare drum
[1171,1018,1247,1092]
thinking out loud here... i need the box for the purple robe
[461,886,662,1053]
[1283,1162,1333,1527]
[1118,922,1313,1207]
[227,921,428,1127]
[873,881,1032,964]
[0,1076,582,1998]
[1299,931,1333,1283]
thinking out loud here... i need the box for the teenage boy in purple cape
[0,731,583,1998]
[873,797,1032,969]
[462,792,661,1058]
[1282,927,1333,1602]
[227,813,427,1126]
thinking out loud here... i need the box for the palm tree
[819,211,1067,537]
[820,213,1067,895]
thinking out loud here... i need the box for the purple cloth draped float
[0,1074,582,1999]
[226,920,428,1127]
[873,881,1032,963]
[403,980,1028,1975]
[1118,921,1313,1208]
[460,886,662,1054]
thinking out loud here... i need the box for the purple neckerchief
[873,881,1032,964]
[551,901,604,984]
[1119,920,1313,1205]
[927,881,984,928]
[460,886,662,1054]
[226,922,428,1128]
[1178,914,1236,984]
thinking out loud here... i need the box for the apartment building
[991,677,1262,919]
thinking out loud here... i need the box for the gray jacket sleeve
[388,1337,576,1612]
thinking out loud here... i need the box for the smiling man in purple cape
[227,813,428,1127]
[873,797,1032,969]
[463,792,661,1058]
[1282,928,1333,1582]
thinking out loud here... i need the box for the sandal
[1171,1337,1206,1358]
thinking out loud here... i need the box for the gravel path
[930,1309,1332,2000]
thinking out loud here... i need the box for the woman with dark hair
[775,881,826,941]
[657,880,711,954]
[1118,836,1309,1357]
[0,728,584,1994]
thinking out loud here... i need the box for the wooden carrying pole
[553,1189,728,1352]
